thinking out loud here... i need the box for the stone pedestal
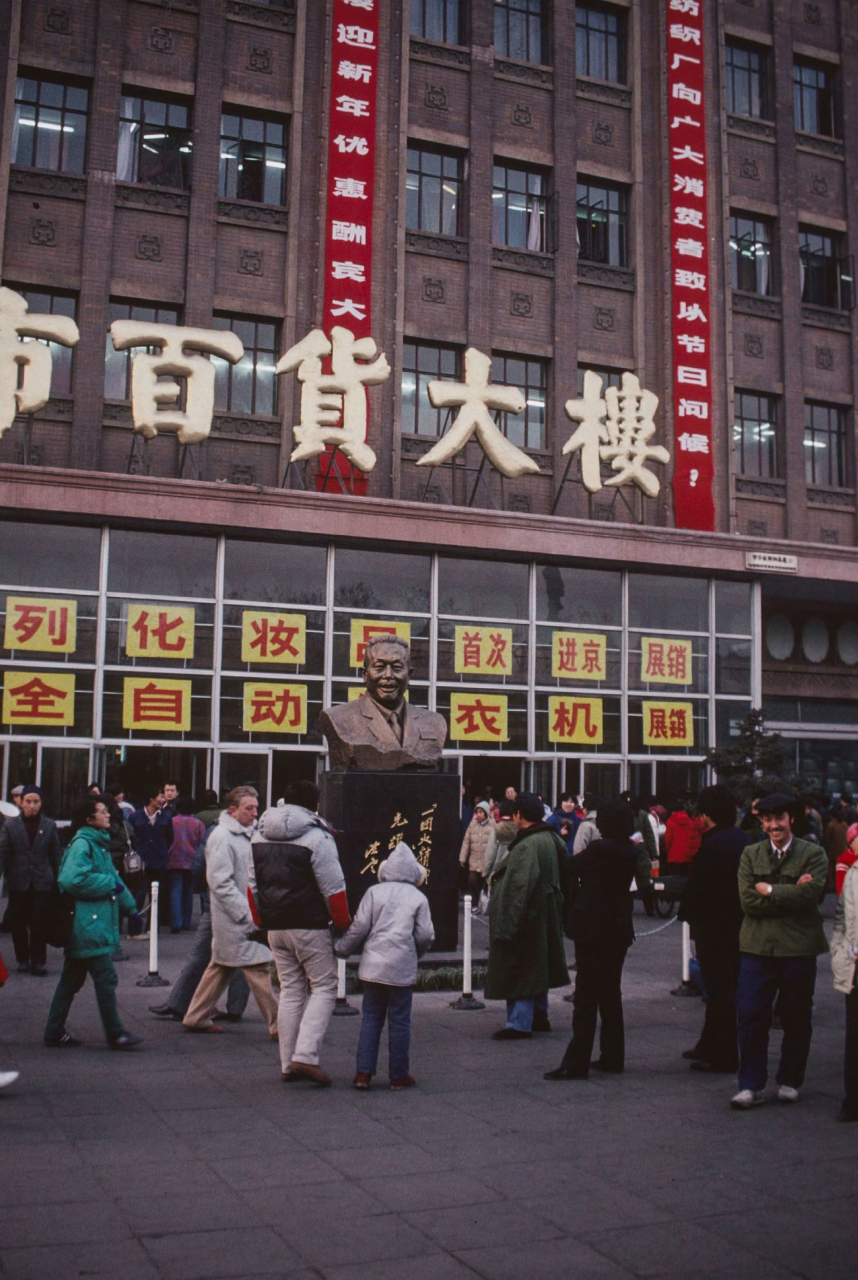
[321,771,461,951]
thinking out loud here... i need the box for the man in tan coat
[459,801,495,900]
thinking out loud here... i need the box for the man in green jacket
[485,792,570,1039]
[44,795,145,1049]
[731,791,829,1110]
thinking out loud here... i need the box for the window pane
[108,530,216,597]
[439,557,529,619]
[536,564,622,625]
[0,522,100,590]
[223,540,327,605]
[335,549,431,612]
[629,574,708,632]
[716,581,752,636]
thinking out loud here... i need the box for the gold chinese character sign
[564,371,670,497]
[0,288,79,438]
[4,597,77,653]
[2,671,75,726]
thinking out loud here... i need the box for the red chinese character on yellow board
[548,696,604,745]
[126,604,195,659]
[641,700,694,747]
[241,612,306,664]
[453,626,513,675]
[450,692,508,742]
[641,636,692,685]
[349,618,411,667]
[4,597,77,653]
[123,678,191,731]
[551,631,606,680]
[242,682,307,734]
[2,671,75,725]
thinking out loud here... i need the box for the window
[493,163,549,251]
[577,180,628,266]
[725,42,769,119]
[411,0,462,43]
[794,60,838,137]
[495,0,546,65]
[733,392,779,480]
[117,93,192,188]
[406,147,463,236]
[577,365,623,395]
[220,112,287,205]
[12,75,88,173]
[576,6,626,84]
[729,215,773,296]
[804,402,848,488]
[104,301,180,400]
[799,228,853,311]
[491,354,546,450]
[15,289,77,396]
[212,317,278,416]
[401,341,460,437]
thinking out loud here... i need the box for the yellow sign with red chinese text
[548,696,604,745]
[642,701,695,747]
[122,678,192,731]
[640,636,693,685]
[450,691,508,742]
[241,612,306,665]
[243,682,307,734]
[4,597,77,653]
[2,671,75,726]
[551,631,606,681]
[454,626,514,676]
[349,619,411,668]
[125,605,195,660]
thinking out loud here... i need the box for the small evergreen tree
[705,709,786,805]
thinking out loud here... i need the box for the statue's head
[363,633,411,708]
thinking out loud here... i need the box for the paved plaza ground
[0,901,854,1280]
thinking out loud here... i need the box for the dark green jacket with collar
[738,835,828,958]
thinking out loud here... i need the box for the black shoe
[110,1034,143,1050]
[170,928,181,934]
[690,1059,736,1074]
[544,1066,588,1080]
[591,1059,623,1074]
[16,962,30,974]
[682,1044,705,1061]
[212,1011,243,1023]
[532,1015,552,1033]
[492,1028,532,1040]
[149,1004,182,1020]
[44,1031,81,1048]
[838,1103,858,1122]
[30,966,48,977]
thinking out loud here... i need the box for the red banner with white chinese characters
[668,0,715,531]
[319,0,380,493]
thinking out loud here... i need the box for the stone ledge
[406,230,469,261]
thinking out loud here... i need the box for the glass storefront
[0,519,756,815]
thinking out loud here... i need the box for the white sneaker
[730,1088,766,1109]
[777,1085,800,1103]
[0,1071,19,1091]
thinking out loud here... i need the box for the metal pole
[671,920,699,997]
[450,894,485,1010]
[136,880,169,987]
[332,955,359,1016]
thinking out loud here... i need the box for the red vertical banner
[319,0,380,492]
[667,0,715,531]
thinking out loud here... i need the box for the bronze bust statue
[319,633,447,771]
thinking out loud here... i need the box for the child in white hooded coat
[335,841,434,1090]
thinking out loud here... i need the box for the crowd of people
[1,774,857,1120]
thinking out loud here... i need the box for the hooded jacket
[831,861,858,995]
[458,804,495,875]
[664,810,703,865]
[250,803,350,932]
[335,842,434,986]
[206,811,271,967]
[58,826,138,959]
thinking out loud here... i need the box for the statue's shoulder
[322,697,369,729]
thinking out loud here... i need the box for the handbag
[123,824,143,875]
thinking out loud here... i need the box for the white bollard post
[451,893,485,1010]
[136,879,169,987]
[333,955,359,1016]
[671,920,700,997]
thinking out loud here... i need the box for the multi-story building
[0,0,855,815]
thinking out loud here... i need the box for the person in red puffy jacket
[664,802,704,874]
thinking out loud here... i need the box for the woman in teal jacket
[44,795,144,1049]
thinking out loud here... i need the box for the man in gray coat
[0,785,62,975]
[183,786,278,1036]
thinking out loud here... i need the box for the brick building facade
[0,0,856,811]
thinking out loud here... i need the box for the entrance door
[462,756,525,806]
[271,750,322,801]
[628,761,655,802]
[99,746,208,807]
[655,760,707,801]
[582,760,622,800]
[38,745,91,821]
[218,751,270,807]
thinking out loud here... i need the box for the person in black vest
[678,785,752,1073]
[249,781,350,1087]
[0,785,62,975]
[545,798,640,1080]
